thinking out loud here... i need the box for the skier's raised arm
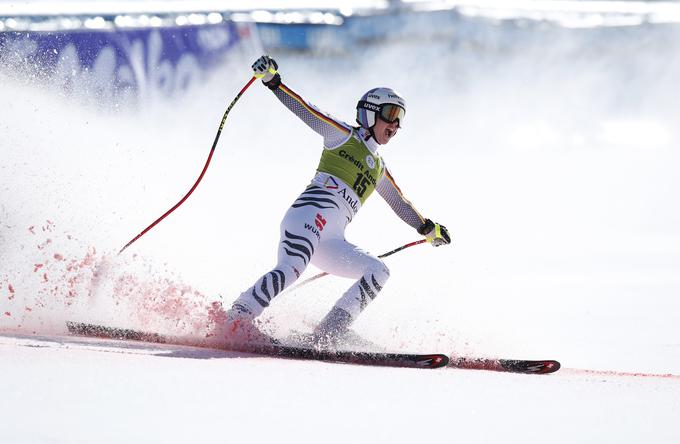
[252,55,351,149]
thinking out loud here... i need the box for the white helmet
[356,87,406,129]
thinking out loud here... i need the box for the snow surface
[2,16,680,444]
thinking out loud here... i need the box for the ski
[65,322,560,373]
[449,356,561,374]
[246,344,448,369]
[65,321,448,369]
[67,321,167,344]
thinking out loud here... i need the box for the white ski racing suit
[231,81,427,328]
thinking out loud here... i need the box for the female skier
[221,55,451,344]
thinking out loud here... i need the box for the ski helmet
[356,87,406,129]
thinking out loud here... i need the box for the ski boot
[312,307,353,349]
[221,303,278,346]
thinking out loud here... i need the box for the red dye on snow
[8,284,15,300]
[54,253,64,261]
[110,272,211,336]
[33,264,44,272]
[65,260,76,272]
[208,301,227,324]
[206,301,228,338]
[65,275,80,300]
[79,248,97,267]
[4,312,10,317]
[28,226,35,235]
[565,368,680,381]
[37,239,53,250]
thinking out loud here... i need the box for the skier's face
[373,118,399,145]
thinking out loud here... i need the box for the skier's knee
[367,258,390,288]
[279,262,305,283]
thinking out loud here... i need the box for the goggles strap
[358,100,381,112]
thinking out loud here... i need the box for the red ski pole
[119,76,257,255]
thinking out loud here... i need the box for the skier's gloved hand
[252,55,281,90]
[417,219,451,247]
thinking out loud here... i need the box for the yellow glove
[417,219,451,247]
[251,55,279,85]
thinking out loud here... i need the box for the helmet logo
[359,101,380,111]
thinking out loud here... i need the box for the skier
[220,55,451,344]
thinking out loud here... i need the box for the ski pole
[119,76,257,255]
[290,239,427,291]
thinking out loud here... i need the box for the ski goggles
[358,101,405,126]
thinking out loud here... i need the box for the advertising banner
[0,21,258,103]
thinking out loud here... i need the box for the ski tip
[539,360,561,374]
[448,356,562,374]
[509,359,561,374]
[418,354,450,369]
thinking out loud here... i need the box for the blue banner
[0,21,255,103]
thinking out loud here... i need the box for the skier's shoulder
[322,123,357,150]
[326,114,353,135]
